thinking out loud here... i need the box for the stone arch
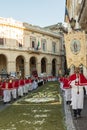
[0,54,8,77]
[30,56,38,77]
[41,57,47,73]
[16,55,25,78]
[52,58,56,76]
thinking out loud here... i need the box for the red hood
[69,73,87,86]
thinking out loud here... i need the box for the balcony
[28,47,41,54]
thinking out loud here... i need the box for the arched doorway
[52,59,56,76]
[16,56,25,78]
[30,57,38,77]
[41,58,46,73]
[0,54,7,78]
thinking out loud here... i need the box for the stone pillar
[56,64,59,76]
[25,62,30,77]
[47,63,52,76]
[7,61,16,73]
[37,62,41,77]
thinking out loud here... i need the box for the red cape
[63,78,71,89]
[69,73,87,86]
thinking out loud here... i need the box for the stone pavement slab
[63,92,76,130]
[63,92,87,130]
[73,95,87,130]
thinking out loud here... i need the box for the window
[19,43,22,47]
[0,38,4,45]
[41,39,46,51]
[30,37,36,49]
[52,42,56,53]
[32,41,35,48]
[42,43,46,51]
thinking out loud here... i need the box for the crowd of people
[0,76,57,104]
[59,67,87,119]
[1,68,87,120]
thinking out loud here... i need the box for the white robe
[64,88,71,102]
[60,82,65,91]
[84,85,87,95]
[32,80,38,89]
[70,80,84,109]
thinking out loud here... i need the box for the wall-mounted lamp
[70,17,76,29]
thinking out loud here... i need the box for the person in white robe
[70,79,84,118]
[69,67,87,119]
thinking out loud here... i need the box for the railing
[0,45,63,56]
[28,47,41,54]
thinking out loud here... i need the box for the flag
[65,6,70,22]
[38,41,40,47]
[36,41,40,50]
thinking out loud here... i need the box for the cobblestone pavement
[63,92,87,130]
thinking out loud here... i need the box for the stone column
[7,61,16,73]
[56,64,59,76]
[47,63,52,76]
[25,62,30,77]
[37,62,41,77]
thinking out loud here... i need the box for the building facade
[77,0,87,31]
[0,17,65,78]
[64,0,87,76]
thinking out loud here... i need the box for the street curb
[63,92,76,130]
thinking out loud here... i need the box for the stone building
[64,0,87,76]
[0,17,65,78]
[77,0,87,31]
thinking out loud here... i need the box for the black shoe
[3,102,7,104]
[77,114,81,118]
[73,115,77,120]
[66,101,68,105]
[69,101,71,105]
[13,98,16,101]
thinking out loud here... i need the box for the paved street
[63,92,87,130]
[73,95,87,130]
